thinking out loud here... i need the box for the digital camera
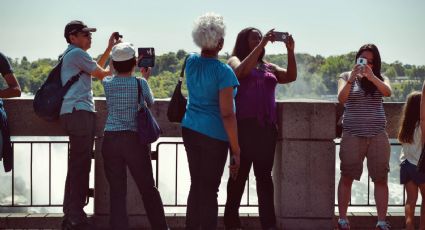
[137,47,155,68]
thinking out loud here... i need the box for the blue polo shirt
[181,53,239,141]
[60,45,98,115]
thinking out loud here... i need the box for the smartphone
[357,57,367,66]
[273,31,289,43]
[138,47,155,68]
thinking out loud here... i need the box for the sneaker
[375,221,391,230]
[337,219,350,230]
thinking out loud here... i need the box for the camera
[356,57,367,66]
[138,47,155,68]
[273,31,289,43]
[113,32,123,41]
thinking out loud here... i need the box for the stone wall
[3,99,404,229]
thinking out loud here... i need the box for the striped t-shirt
[102,76,154,132]
[340,72,386,137]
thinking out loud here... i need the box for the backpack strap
[60,47,84,86]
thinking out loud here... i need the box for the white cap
[111,42,136,61]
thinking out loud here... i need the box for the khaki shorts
[339,131,390,182]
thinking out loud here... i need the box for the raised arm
[363,65,392,97]
[228,29,274,79]
[269,35,297,84]
[92,32,121,81]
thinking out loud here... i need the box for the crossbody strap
[136,78,145,109]
[179,54,191,82]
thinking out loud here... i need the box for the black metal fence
[0,139,407,210]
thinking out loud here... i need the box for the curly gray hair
[192,12,226,49]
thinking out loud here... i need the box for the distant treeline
[2,50,424,102]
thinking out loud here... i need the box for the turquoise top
[181,53,239,141]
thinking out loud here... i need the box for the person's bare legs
[338,175,354,220]
[374,180,389,222]
[418,183,425,230]
[405,181,418,230]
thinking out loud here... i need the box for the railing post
[274,102,336,229]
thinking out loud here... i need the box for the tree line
[2,50,424,102]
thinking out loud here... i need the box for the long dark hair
[398,91,421,144]
[231,27,265,62]
[355,44,383,95]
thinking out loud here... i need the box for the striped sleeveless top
[341,72,386,137]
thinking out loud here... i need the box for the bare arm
[92,32,121,80]
[270,35,297,84]
[219,87,240,179]
[362,65,392,97]
[338,65,365,104]
[0,73,21,98]
[90,65,111,81]
[228,29,274,79]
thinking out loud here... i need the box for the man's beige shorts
[339,131,390,182]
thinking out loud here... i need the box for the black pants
[102,131,168,230]
[182,127,229,230]
[60,110,95,224]
[224,119,278,229]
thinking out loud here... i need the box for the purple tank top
[235,63,278,125]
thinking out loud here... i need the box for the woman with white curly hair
[181,12,240,229]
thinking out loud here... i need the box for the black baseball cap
[64,20,97,39]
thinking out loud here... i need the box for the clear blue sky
[1,0,424,65]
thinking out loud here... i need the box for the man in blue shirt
[60,20,119,230]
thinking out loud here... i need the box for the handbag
[417,144,425,173]
[136,79,161,145]
[167,55,190,123]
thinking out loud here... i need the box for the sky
[1,0,424,65]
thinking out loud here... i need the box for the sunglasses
[71,32,92,38]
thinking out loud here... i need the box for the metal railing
[1,139,406,210]
[335,141,406,207]
[153,141,257,208]
[1,140,70,207]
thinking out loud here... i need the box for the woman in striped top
[336,44,392,230]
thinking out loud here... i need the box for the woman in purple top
[224,27,297,230]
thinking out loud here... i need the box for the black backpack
[33,49,82,121]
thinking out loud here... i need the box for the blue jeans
[102,131,168,230]
[182,127,229,230]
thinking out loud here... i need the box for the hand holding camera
[140,66,152,80]
[273,31,295,51]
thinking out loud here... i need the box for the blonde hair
[192,12,226,49]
